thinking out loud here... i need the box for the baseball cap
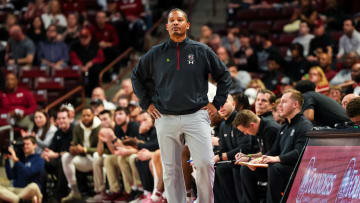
[60,103,75,112]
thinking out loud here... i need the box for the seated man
[5,25,35,70]
[240,89,313,203]
[37,24,69,70]
[255,88,276,119]
[5,136,45,188]
[61,107,101,202]
[70,28,105,96]
[0,72,37,129]
[41,108,74,200]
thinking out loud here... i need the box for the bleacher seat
[259,8,282,20]
[248,21,272,33]
[272,19,289,33]
[236,9,258,21]
[275,33,296,46]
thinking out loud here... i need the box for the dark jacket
[254,117,280,154]
[49,124,74,153]
[137,127,159,151]
[267,113,313,166]
[218,111,254,160]
[72,118,101,155]
[5,154,45,188]
[131,37,232,115]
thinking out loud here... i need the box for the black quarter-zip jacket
[131,37,232,115]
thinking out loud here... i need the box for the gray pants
[155,109,214,203]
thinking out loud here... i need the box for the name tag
[16,93,23,98]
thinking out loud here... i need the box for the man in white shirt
[288,21,314,57]
[337,18,360,59]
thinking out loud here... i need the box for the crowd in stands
[2,0,360,203]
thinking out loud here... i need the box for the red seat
[248,21,272,33]
[259,8,282,20]
[279,46,289,57]
[34,90,48,104]
[281,7,295,18]
[21,69,48,78]
[272,19,289,32]
[276,33,296,46]
[35,78,64,90]
[236,9,258,21]
[53,69,81,78]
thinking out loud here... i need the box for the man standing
[240,89,313,203]
[131,8,231,203]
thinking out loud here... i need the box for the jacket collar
[225,110,237,124]
[168,37,189,48]
[285,113,303,126]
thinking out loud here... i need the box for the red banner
[288,146,360,202]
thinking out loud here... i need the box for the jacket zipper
[177,43,180,71]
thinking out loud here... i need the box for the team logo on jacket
[188,54,195,64]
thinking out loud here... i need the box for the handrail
[0,125,14,142]
[316,81,355,93]
[99,47,134,88]
[45,85,86,113]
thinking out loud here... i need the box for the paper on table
[236,161,269,168]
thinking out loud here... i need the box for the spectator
[90,99,105,116]
[308,18,333,60]
[88,11,119,71]
[41,0,67,29]
[70,28,105,96]
[213,95,252,202]
[308,66,329,93]
[286,43,311,81]
[331,52,358,85]
[346,97,360,124]
[24,0,47,22]
[295,80,350,127]
[254,88,276,119]
[272,98,285,124]
[37,24,69,70]
[208,33,222,51]
[21,109,57,154]
[0,183,42,203]
[262,54,285,92]
[344,62,360,95]
[328,86,342,103]
[113,78,135,103]
[27,16,47,48]
[341,93,359,109]
[61,107,101,202]
[216,46,233,67]
[117,95,129,108]
[318,52,336,81]
[222,29,240,55]
[337,18,360,59]
[0,73,37,129]
[199,24,213,44]
[0,13,17,42]
[233,109,280,165]
[59,12,82,46]
[41,108,73,200]
[5,25,35,69]
[128,100,142,122]
[5,136,45,188]
[233,92,250,112]
[286,0,318,31]
[91,87,116,110]
[60,103,75,123]
[240,89,313,203]
[287,21,314,57]
[233,32,257,72]
[228,65,244,94]
[255,32,281,72]
[247,79,266,91]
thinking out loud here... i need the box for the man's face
[278,93,297,118]
[96,12,107,26]
[80,34,91,46]
[218,95,235,118]
[139,113,154,134]
[201,25,212,38]
[92,88,105,100]
[5,73,18,91]
[318,53,330,68]
[351,63,360,82]
[23,139,36,156]
[255,93,272,115]
[228,66,238,78]
[81,109,94,127]
[314,26,324,36]
[57,111,71,131]
[237,123,257,136]
[9,26,22,41]
[166,10,190,37]
[343,20,354,35]
[46,26,57,41]
[118,98,129,108]
[121,80,133,96]
[299,22,309,36]
[99,113,112,128]
[216,47,228,62]
[114,110,128,126]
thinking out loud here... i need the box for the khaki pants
[118,153,141,193]
[93,153,108,193]
[0,183,42,203]
[104,155,122,193]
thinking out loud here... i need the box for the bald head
[9,25,23,41]
[92,87,106,100]
[342,93,359,109]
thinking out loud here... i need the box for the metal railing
[45,85,86,113]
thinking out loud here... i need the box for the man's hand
[235,152,249,162]
[211,136,219,146]
[202,103,217,117]
[137,149,152,161]
[147,104,161,119]
[262,155,280,164]
[114,147,132,156]
[99,128,116,143]
[213,154,220,164]
[8,147,19,162]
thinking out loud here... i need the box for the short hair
[294,80,316,93]
[168,8,188,22]
[344,17,355,27]
[233,92,250,110]
[99,109,112,117]
[23,136,36,145]
[289,43,304,57]
[58,108,69,117]
[83,107,94,114]
[115,106,130,115]
[233,110,258,128]
[283,89,304,108]
[257,89,276,104]
[346,97,360,118]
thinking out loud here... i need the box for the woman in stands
[21,109,57,154]
[41,0,67,30]
[308,66,329,94]
[58,12,82,46]
[28,16,46,47]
